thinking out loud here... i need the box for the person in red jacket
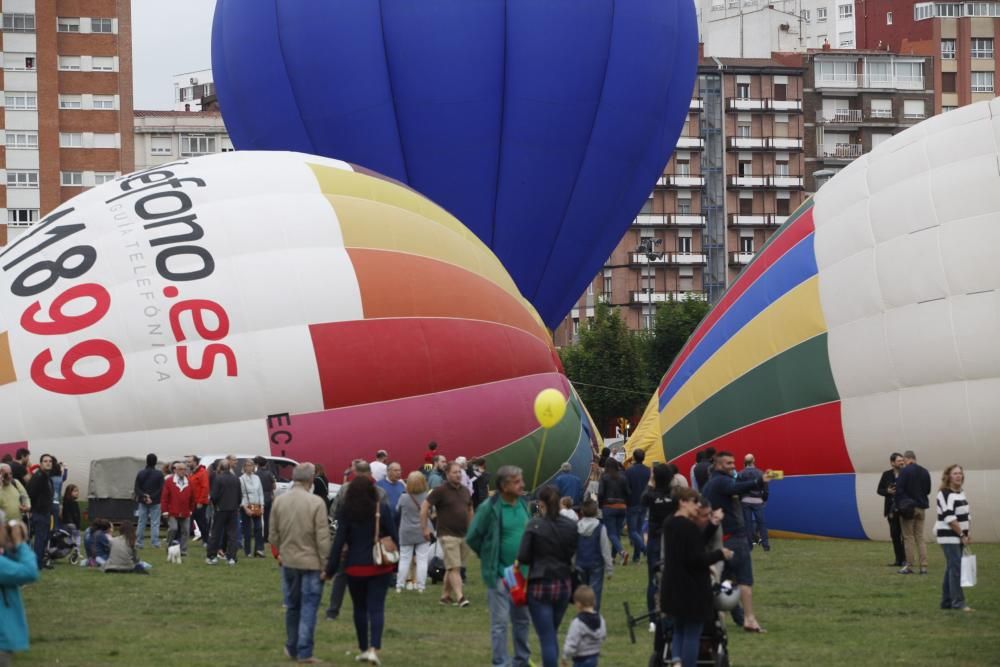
[186,455,210,546]
[161,461,197,557]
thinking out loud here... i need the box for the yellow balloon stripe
[0,332,15,386]
[659,276,828,434]
[626,393,665,464]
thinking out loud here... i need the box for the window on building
[802,9,811,21]
[5,53,36,70]
[737,82,751,99]
[221,136,235,152]
[7,171,39,189]
[838,31,854,48]
[740,237,754,253]
[57,17,80,32]
[894,61,923,86]
[181,134,216,156]
[6,131,38,149]
[676,157,691,176]
[150,136,173,155]
[941,39,957,59]
[817,59,853,83]
[738,159,752,177]
[903,100,926,118]
[59,95,83,109]
[942,105,958,113]
[677,197,692,214]
[640,197,654,214]
[972,71,995,92]
[887,11,893,24]
[7,209,39,226]
[737,122,751,137]
[817,7,827,21]
[92,56,114,71]
[603,271,612,297]
[942,72,957,93]
[739,197,753,215]
[971,38,994,59]
[839,4,853,19]
[5,92,37,110]
[866,60,892,85]
[872,133,893,149]
[3,13,35,32]
[58,56,81,71]
[91,18,114,33]
[93,95,115,109]
[94,133,117,148]
[775,159,790,176]
[94,173,117,185]
[61,171,84,186]
[870,98,892,118]
[678,237,692,253]
[776,197,791,215]
[587,282,594,296]
[773,82,787,101]
[59,132,84,147]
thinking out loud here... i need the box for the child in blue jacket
[0,517,40,658]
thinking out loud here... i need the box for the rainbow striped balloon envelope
[630,101,1000,542]
[0,152,597,490]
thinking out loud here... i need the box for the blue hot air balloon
[211,0,699,328]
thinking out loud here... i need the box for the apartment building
[699,0,858,58]
[0,0,134,247]
[793,49,935,191]
[857,1,999,113]
[173,68,213,112]
[553,56,806,345]
[134,109,230,172]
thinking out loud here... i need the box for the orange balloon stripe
[347,248,552,347]
[0,332,15,386]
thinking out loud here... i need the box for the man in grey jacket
[270,463,331,664]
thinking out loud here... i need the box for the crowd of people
[0,441,978,666]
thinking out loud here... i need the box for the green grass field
[18,538,999,666]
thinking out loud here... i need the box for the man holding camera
[0,464,30,522]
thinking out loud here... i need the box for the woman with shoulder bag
[239,460,265,558]
[395,471,430,593]
[324,476,399,666]
[517,485,578,667]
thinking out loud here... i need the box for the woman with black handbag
[324,476,399,666]
[517,485,578,667]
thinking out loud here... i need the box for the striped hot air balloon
[629,100,1000,542]
[0,152,597,492]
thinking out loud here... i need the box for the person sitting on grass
[103,520,149,574]
[560,584,606,667]
[83,518,112,568]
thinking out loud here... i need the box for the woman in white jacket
[239,460,265,558]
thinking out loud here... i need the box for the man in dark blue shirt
[894,450,931,574]
[624,449,651,564]
[133,453,165,549]
[701,451,766,632]
[552,463,584,507]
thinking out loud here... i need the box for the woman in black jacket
[596,459,629,564]
[660,488,732,667]
[324,476,398,666]
[641,464,675,619]
[517,485,578,667]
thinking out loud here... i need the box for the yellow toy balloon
[534,388,567,429]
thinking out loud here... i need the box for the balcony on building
[814,71,924,91]
[766,137,803,150]
[768,99,802,112]
[729,214,785,227]
[658,174,706,188]
[629,252,707,266]
[689,98,704,111]
[768,175,804,188]
[634,213,707,227]
[727,175,767,188]
[729,251,755,266]
[676,135,705,150]
[727,97,767,111]
[816,108,862,125]
[630,291,707,304]
[821,143,863,160]
[728,136,767,150]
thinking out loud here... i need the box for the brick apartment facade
[0,0,134,247]
[856,0,999,113]
[553,57,807,346]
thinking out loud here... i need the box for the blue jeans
[527,591,571,667]
[282,567,323,660]
[31,512,50,568]
[135,503,161,547]
[742,503,768,548]
[601,507,626,559]
[487,581,531,666]
[241,512,263,555]
[573,656,599,667]
[577,565,605,612]
[347,573,390,651]
[671,618,703,667]
[940,543,966,609]
[626,506,646,561]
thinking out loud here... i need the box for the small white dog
[166,541,182,564]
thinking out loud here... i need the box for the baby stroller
[47,526,82,566]
[624,602,731,667]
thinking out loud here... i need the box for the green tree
[559,303,648,433]
[645,296,710,389]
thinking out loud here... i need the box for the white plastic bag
[960,549,977,588]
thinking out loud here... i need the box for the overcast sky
[132,0,217,110]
